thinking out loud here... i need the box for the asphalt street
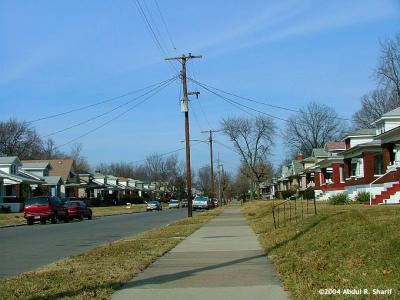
[0,208,190,278]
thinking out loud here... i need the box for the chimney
[296,152,303,161]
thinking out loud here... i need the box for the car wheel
[64,212,69,223]
[27,219,34,225]
[88,213,92,220]
[40,219,46,225]
[78,214,83,221]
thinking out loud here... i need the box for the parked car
[181,199,188,207]
[192,196,210,211]
[65,200,92,220]
[168,199,180,209]
[146,200,162,211]
[213,199,219,207]
[24,196,69,225]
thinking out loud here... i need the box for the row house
[266,106,400,204]
[0,156,43,211]
[22,159,79,197]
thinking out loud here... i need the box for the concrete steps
[371,182,400,204]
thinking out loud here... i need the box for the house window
[339,167,344,183]
[350,161,357,177]
[10,165,16,175]
[357,158,364,177]
[374,154,383,175]
[5,185,13,196]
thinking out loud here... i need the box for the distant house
[20,162,63,197]
[312,142,346,200]
[0,156,42,211]
[22,159,79,197]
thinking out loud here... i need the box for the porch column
[314,171,320,188]
[344,158,350,179]
[320,168,326,184]
[363,152,375,183]
[332,163,340,185]
[382,143,392,170]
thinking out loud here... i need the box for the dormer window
[11,165,17,174]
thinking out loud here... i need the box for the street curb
[0,209,148,229]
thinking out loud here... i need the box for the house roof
[343,128,376,139]
[325,142,346,151]
[21,162,51,170]
[43,176,63,186]
[341,140,382,158]
[0,170,43,184]
[0,156,20,165]
[22,159,75,181]
[311,148,328,157]
[292,160,303,175]
[302,156,314,163]
[372,107,400,125]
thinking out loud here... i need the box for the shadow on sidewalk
[119,253,266,289]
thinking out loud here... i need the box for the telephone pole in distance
[165,53,202,217]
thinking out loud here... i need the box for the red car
[65,200,92,220]
[24,196,69,225]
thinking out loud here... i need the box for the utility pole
[201,129,216,200]
[217,153,222,207]
[165,53,202,217]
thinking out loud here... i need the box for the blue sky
[0,0,399,174]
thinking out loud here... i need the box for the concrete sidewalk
[112,206,289,300]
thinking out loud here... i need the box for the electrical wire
[44,76,177,138]
[29,77,177,123]
[188,77,352,122]
[129,140,204,164]
[189,77,288,122]
[134,0,178,74]
[55,77,175,149]
[154,0,177,53]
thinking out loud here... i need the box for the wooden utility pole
[201,129,216,200]
[165,53,202,217]
[217,153,222,207]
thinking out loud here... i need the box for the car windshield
[25,197,49,206]
[148,201,159,204]
[66,202,79,207]
[169,200,178,203]
[194,197,208,202]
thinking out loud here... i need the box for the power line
[55,77,175,149]
[134,0,178,74]
[153,0,177,53]
[129,140,203,164]
[29,77,177,123]
[189,77,352,122]
[44,76,177,138]
[189,77,289,122]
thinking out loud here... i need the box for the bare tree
[144,153,165,182]
[69,143,90,173]
[0,119,43,159]
[353,33,400,128]
[353,89,400,128]
[232,164,251,200]
[221,115,275,195]
[96,161,138,178]
[377,33,400,98]
[284,102,348,157]
[196,165,212,196]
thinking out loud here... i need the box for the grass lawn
[0,208,223,299]
[242,201,400,300]
[0,212,25,227]
[0,205,148,227]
